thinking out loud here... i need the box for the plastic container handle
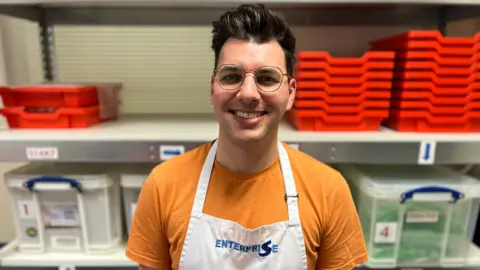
[23,176,82,193]
[400,186,464,204]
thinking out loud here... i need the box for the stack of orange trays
[370,30,480,132]
[288,51,394,131]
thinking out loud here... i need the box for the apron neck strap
[190,140,301,226]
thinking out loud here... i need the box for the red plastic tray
[0,106,101,128]
[297,51,395,64]
[370,31,480,48]
[296,71,393,81]
[294,100,390,111]
[390,100,480,114]
[297,81,392,91]
[391,90,480,104]
[394,61,479,74]
[392,81,480,95]
[296,61,394,73]
[287,109,388,131]
[385,110,480,132]
[393,51,476,64]
[296,90,391,103]
[371,41,478,56]
[0,85,98,108]
[393,71,480,84]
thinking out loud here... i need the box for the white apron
[178,140,308,270]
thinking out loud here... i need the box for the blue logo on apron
[215,239,279,257]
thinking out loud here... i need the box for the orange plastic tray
[370,31,480,47]
[288,109,388,131]
[385,110,480,132]
[296,61,394,73]
[393,51,476,64]
[391,91,480,104]
[297,81,392,91]
[294,100,390,111]
[0,85,98,108]
[390,100,480,114]
[0,106,101,129]
[297,51,395,64]
[393,71,480,84]
[392,81,480,95]
[296,71,393,81]
[371,41,479,56]
[296,90,391,103]
[394,61,479,74]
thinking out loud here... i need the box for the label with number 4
[374,222,397,244]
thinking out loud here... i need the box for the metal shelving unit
[0,0,479,269]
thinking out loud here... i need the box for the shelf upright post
[37,7,56,82]
[437,6,448,35]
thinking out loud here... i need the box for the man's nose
[237,73,261,102]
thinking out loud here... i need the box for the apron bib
[178,141,308,270]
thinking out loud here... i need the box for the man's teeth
[235,111,263,119]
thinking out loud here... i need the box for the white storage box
[335,164,480,268]
[4,163,122,254]
[120,165,155,235]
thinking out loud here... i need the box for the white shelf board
[1,114,480,143]
[467,243,480,267]
[0,241,136,267]
[1,240,478,268]
[1,115,480,163]
[0,0,480,6]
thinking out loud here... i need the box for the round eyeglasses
[214,64,289,93]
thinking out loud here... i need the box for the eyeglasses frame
[213,64,290,93]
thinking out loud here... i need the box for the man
[126,4,368,270]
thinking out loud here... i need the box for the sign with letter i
[17,200,37,219]
[418,141,436,165]
[374,222,397,244]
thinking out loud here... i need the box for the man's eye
[221,74,243,83]
[256,76,278,85]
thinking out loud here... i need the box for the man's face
[210,38,296,145]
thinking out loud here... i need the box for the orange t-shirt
[126,142,368,269]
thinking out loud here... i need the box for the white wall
[0,15,40,243]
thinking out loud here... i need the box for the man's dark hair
[211,4,296,77]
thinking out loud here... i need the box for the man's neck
[215,133,278,174]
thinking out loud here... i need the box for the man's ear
[286,77,296,111]
[210,74,215,105]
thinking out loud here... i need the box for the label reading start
[215,239,278,257]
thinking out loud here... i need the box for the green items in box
[335,164,480,268]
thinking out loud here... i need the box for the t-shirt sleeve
[126,169,172,269]
[316,173,369,270]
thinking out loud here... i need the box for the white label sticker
[17,200,37,219]
[288,143,300,150]
[59,265,76,270]
[406,211,439,223]
[52,235,81,250]
[26,147,58,160]
[131,203,137,219]
[418,141,436,165]
[374,222,397,244]
[42,203,80,227]
[160,145,185,161]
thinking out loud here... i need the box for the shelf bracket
[38,7,57,82]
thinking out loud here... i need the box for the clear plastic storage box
[335,164,480,268]
[120,164,155,235]
[4,163,122,254]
